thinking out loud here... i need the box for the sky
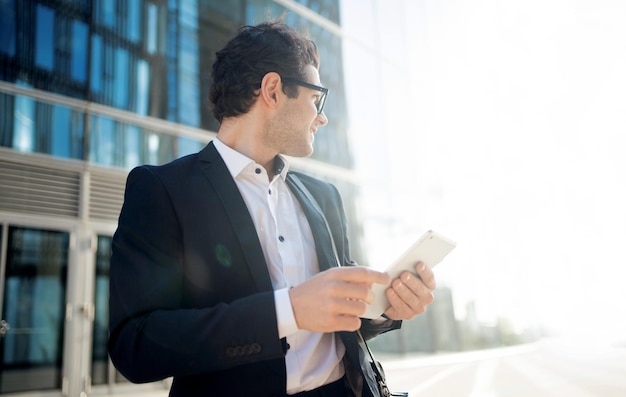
[342,0,626,338]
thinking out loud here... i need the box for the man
[108,21,436,397]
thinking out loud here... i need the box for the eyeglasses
[281,78,328,115]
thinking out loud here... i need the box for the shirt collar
[213,137,289,179]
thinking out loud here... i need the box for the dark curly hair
[209,21,320,123]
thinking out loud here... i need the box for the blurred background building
[0,0,544,396]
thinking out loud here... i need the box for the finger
[394,275,435,306]
[384,287,415,320]
[415,262,436,290]
[387,277,434,320]
[331,296,370,316]
[326,280,375,304]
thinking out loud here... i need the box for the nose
[317,111,328,126]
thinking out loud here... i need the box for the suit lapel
[198,142,273,292]
[286,173,338,271]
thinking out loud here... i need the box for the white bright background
[341,0,626,339]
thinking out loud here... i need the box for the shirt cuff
[274,288,299,338]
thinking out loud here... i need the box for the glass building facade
[0,0,351,168]
[0,1,361,395]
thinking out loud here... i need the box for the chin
[290,147,314,158]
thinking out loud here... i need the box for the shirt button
[278,236,285,242]
[268,189,272,195]
[255,168,261,174]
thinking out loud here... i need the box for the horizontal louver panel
[0,159,80,217]
[89,171,126,221]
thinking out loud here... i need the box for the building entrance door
[91,234,129,387]
[0,226,70,394]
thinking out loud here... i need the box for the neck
[217,118,277,176]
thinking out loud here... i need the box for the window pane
[178,4,200,127]
[127,0,141,43]
[178,136,203,157]
[35,5,55,70]
[90,116,158,168]
[71,21,89,82]
[114,48,129,109]
[90,35,102,93]
[91,236,110,385]
[51,104,84,160]
[136,60,150,116]
[125,125,142,169]
[13,92,35,153]
[0,0,16,56]
[89,114,116,166]
[51,105,71,158]
[146,4,158,54]
[69,108,85,160]
[0,92,15,147]
[98,0,116,28]
[0,227,69,394]
[146,132,160,165]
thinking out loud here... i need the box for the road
[380,337,626,397]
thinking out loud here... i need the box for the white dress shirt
[213,138,345,394]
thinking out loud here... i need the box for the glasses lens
[317,92,327,114]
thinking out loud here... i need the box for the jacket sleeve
[108,166,285,383]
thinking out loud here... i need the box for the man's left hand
[384,262,436,320]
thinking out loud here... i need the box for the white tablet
[362,230,456,319]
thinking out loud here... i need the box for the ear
[259,72,283,111]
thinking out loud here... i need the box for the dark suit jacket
[108,141,400,397]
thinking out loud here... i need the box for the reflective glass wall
[0,0,352,169]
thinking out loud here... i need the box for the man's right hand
[288,267,390,333]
